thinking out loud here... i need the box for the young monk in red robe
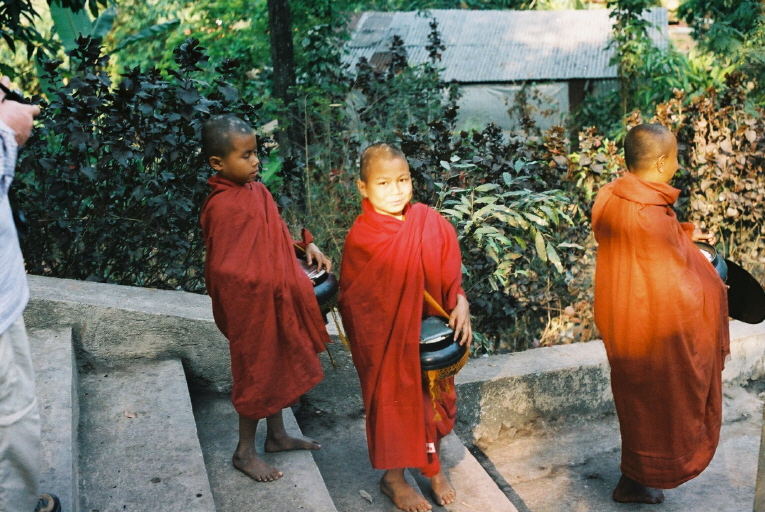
[592,123,730,504]
[339,143,472,512]
[199,115,331,482]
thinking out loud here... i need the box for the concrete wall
[25,275,765,445]
[457,321,765,447]
[24,275,234,391]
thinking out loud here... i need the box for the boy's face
[209,133,260,185]
[357,156,413,218]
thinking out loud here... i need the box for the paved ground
[299,348,765,512]
[483,385,764,512]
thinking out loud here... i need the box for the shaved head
[624,124,675,171]
[202,115,254,159]
[359,143,407,181]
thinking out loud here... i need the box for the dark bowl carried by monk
[298,259,339,306]
[420,316,467,372]
[724,259,765,324]
[695,242,728,282]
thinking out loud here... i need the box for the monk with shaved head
[340,143,472,512]
[592,124,729,504]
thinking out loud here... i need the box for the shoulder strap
[423,289,450,319]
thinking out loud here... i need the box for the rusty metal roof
[345,8,668,82]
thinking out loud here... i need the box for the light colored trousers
[0,316,40,511]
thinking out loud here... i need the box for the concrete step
[298,350,516,511]
[30,327,78,512]
[78,359,215,512]
[411,432,517,512]
[191,391,337,512]
[299,407,422,512]
[480,384,764,512]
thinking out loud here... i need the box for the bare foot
[380,471,432,512]
[232,448,283,482]
[429,470,456,506]
[264,433,321,452]
[612,474,664,504]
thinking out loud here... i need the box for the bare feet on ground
[429,470,456,506]
[232,447,283,482]
[612,474,665,504]
[380,471,432,512]
[264,433,321,452]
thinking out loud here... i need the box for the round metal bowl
[694,241,728,282]
[419,316,468,372]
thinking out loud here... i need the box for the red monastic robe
[200,174,328,419]
[592,172,730,489]
[339,199,464,475]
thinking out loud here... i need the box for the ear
[356,179,368,198]
[209,155,224,172]
[655,154,666,175]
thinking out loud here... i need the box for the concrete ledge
[26,275,765,449]
[25,275,233,391]
[457,320,765,447]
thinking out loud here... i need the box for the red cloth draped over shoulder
[200,174,328,420]
[592,172,729,489]
[339,199,464,470]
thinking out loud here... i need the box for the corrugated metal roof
[345,8,668,82]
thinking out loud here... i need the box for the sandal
[34,493,61,512]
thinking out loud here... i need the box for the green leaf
[440,160,451,170]
[90,6,116,39]
[546,242,564,273]
[112,20,181,53]
[538,205,559,225]
[441,208,464,219]
[473,195,499,205]
[524,211,548,226]
[50,0,93,52]
[558,242,584,249]
[474,183,500,193]
[534,229,547,262]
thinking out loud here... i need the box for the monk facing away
[199,115,332,482]
[339,143,472,512]
[592,123,730,504]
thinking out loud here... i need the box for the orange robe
[339,199,464,475]
[592,172,729,488]
[200,175,328,419]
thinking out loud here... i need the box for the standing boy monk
[592,124,729,504]
[339,143,472,512]
[199,115,331,482]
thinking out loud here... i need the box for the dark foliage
[11,36,262,292]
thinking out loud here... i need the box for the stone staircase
[30,326,516,512]
[26,277,765,512]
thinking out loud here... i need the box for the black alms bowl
[420,316,467,372]
[299,259,338,306]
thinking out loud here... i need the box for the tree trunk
[266,0,305,208]
[267,0,299,157]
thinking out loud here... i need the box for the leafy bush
[12,37,262,291]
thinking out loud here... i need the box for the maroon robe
[200,174,328,419]
[339,199,464,475]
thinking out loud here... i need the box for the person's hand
[692,227,715,244]
[0,77,40,146]
[449,294,472,347]
[305,243,332,272]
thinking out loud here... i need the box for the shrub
[12,37,263,292]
